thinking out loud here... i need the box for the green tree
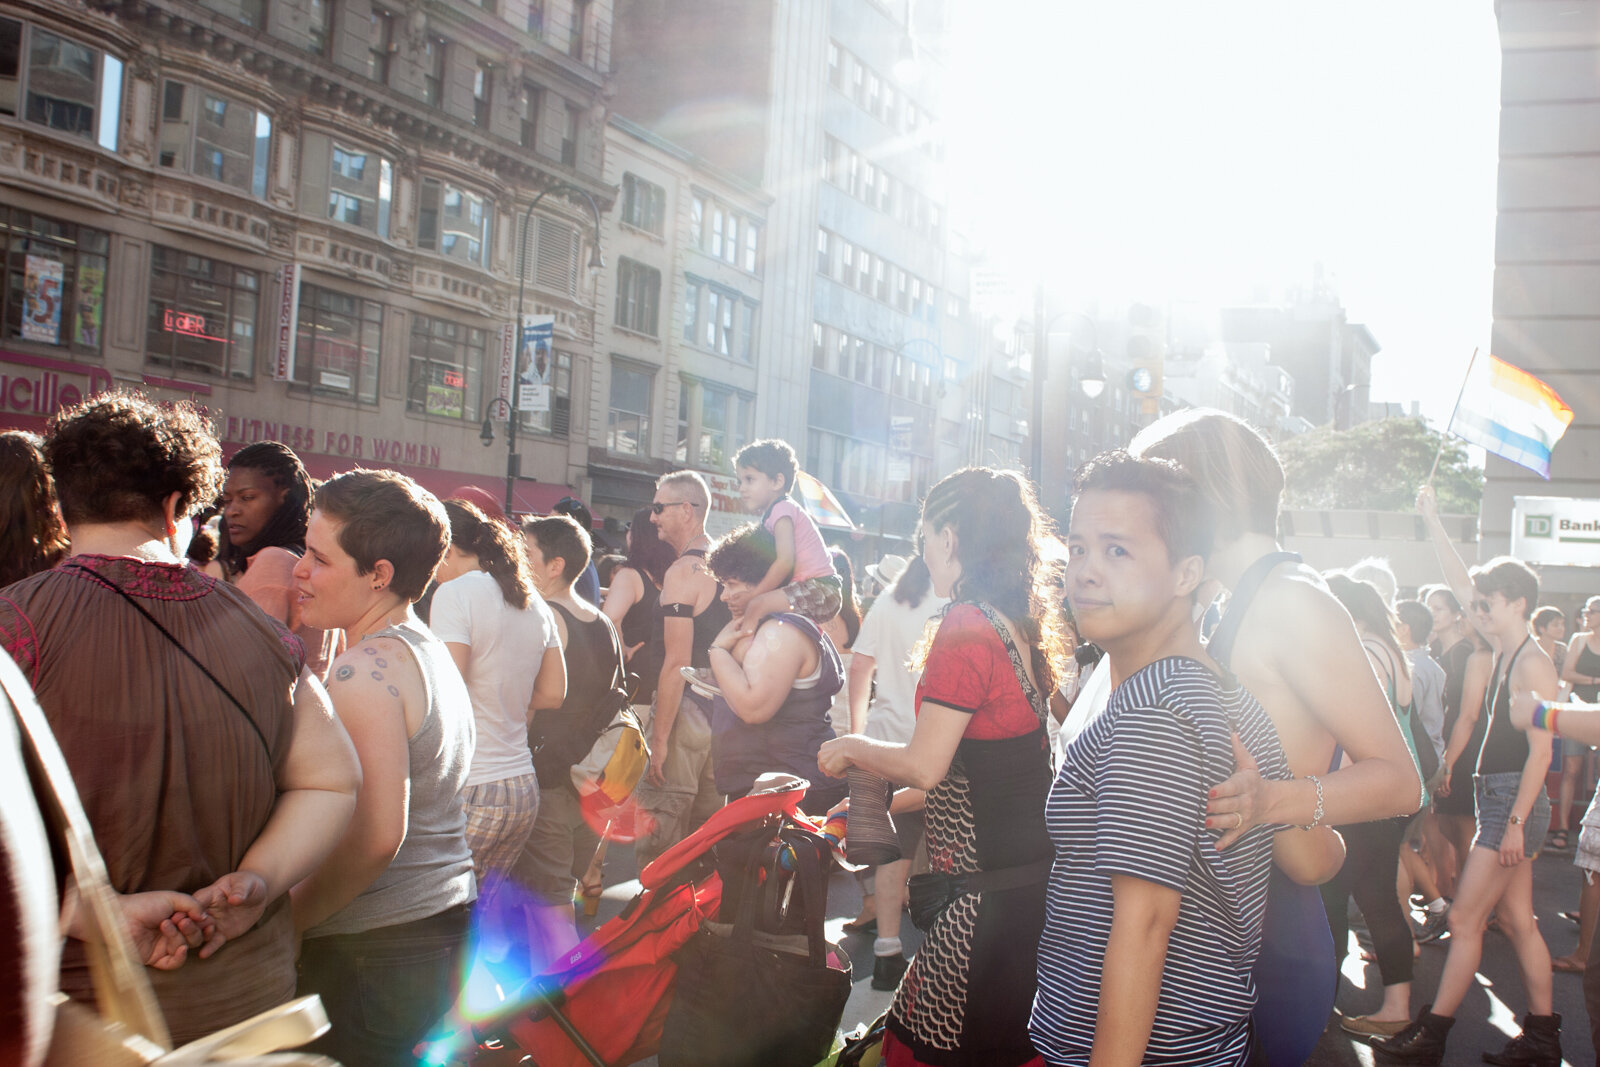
[1278,417,1483,514]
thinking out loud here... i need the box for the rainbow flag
[1448,354,1573,478]
[794,469,856,530]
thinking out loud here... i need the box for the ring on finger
[1231,811,1244,830]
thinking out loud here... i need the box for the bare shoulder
[1512,639,1558,687]
[1251,566,1347,642]
[662,552,713,598]
[327,635,418,704]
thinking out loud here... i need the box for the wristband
[1299,774,1325,831]
[1531,700,1561,736]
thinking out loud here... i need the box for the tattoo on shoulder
[334,664,355,683]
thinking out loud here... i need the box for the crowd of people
[0,389,1595,1067]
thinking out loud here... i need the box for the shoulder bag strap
[0,652,172,1052]
[1206,551,1302,681]
[969,602,1049,729]
[62,563,273,764]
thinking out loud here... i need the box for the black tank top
[1476,637,1533,776]
[683,547,732,670]
[1572,640,1600,703]
[530,602,624,787]
[1436,638,1474,737]
[618,570,662,703]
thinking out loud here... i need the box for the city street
[570,836,1597,1066]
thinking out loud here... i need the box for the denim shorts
[1473,772,1551,855]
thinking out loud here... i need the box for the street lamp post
[493,182,606,519]
[1028,289,1107,489]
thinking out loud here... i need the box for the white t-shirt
[851,590,947,743]
[429,569,561,786]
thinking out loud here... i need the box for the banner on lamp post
[496,323,516,415]
[272,263,302,381]
[516,314,556,412]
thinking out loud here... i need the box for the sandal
[1551,829,1571,850]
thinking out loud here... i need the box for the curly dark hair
[45,391,223,528]
[705,522,777,587]
[313,469,449,603]
[444,498,533,610]
[0,431,68,586]
[625,505,678,587]
[919,467,1069,690]
[218,441,316,578]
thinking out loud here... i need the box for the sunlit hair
[1326,571,1410,682]
[523,513,592,589]
[1348,556,1398,606]
[218,441,315,578]
[705,522,777,587]
[657,469,710,512]
[1395,599,1433,646]
[918,467,1068,691]
[0,431,68,586]
[313,469,449,603]
[831,546,861,648]
[734,438,799,495]
[1531,605,1565,636]
[891,555,934,609]
[1470,556,1539,621]
[444,498,532,610]
[1420,584,1462,618]
[625,505,678,587]
[45,390,222,528]
[1071,450,1215,564]
[1129,407,1283,543]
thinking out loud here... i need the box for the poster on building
[74,264,104,349]
[517,313,556,412]
[1511,496,1600,568]
[22,256,63,343]
[273,263,302,381]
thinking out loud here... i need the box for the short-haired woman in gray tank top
[288,470,478,1066]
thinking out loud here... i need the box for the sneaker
[679,665,722,698]
[871,952,910,991]
[1415,908,1450,944]
[1341,1015,1410,1037]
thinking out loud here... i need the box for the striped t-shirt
[1029,656,1289,1066]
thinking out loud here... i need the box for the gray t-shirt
[1407,647,1447,765]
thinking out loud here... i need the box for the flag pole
[1428,347,1480,487]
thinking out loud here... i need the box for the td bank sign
[1512,496,1600,567]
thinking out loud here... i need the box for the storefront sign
[702,470,745,539]
[1512,495,1600,567]
[22,256,64,344]
[222,413,443,470]
[272,263,301,381]
[0,351,113,420]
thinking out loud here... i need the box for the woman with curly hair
[0,391,359,1043]
[0,430,68,587]
[431,499,565,916]
[820,467,1066,1067]
[213,441,338,677]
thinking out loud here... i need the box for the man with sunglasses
[633,471,729,864]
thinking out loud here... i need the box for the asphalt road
[564,839,1596,1066]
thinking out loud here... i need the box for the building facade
[0,0,614,511]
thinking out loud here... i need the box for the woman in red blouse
[820,467,1068,1067]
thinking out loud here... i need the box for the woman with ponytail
[215,442,338,676]
[432,499,567,914]
[820,467,1066,1067]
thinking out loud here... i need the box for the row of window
[815,229,939,324]
[807,427,932,505]
[683,277,758,362]
[602,363,754,469]
[810,321,937,406]
[825,39,928,137]
[0,18,122,152]
[823,135,944,245]
[690,194,761,274]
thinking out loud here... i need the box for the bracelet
[1531,700,1561,736]
[1299,774,1326,831]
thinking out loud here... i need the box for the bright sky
[941,1,1503,427]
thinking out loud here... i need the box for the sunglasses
[649,500,698,515]
[1473,598,1494,614]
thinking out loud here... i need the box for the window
[422,36,445,106]
[690,195,705,247]
[293,284,381,402]
[743,222,759,273]
[607,363,652,456]
[472,58,491,128]
[560,102,579,166]
[826,42,841,88]
[718,294,734,357]
[0,207,108,354]
[613,258,660,335]
[527,0,545,37]
[812,322,825,368]
[621,173,666,235]
[307,0,331,55]
[407,315,485,420]
[6,22,121,150]
[325,143,392,237]
[145,246,258,379]
[516,213,580,296]
[520,83,540,148]
[418,178,492,268]
[368,8,394,83]
[723,214,738,264]
[518,349,570,436]
[815,228,830,275]
[159,81,272,198]
[704,289,722,350]
[682,279,700,342]
[740,301,757,362]
[710,208,724,259]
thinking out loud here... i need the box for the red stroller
[425,777,839,1067]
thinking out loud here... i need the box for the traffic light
[1125,303,1163,414]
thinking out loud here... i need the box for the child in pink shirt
[730,439,842,624]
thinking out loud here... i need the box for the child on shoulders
[729,439,842,626]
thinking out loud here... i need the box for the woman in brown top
[0,392,360,1044]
